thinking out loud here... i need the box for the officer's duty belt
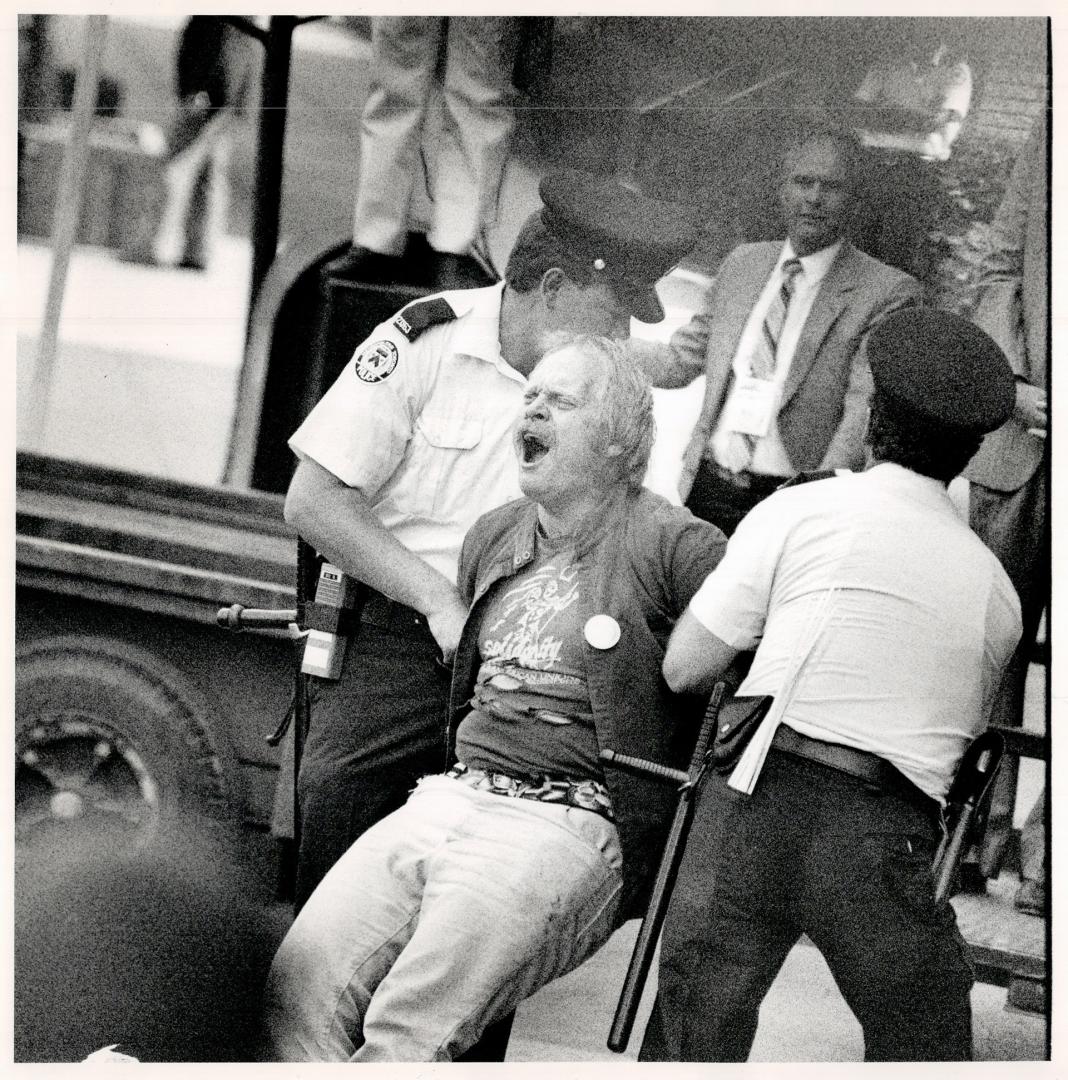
[360,588,430,634]
[771,725,936,813]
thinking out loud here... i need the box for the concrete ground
[16,237,250,482]
[508,916,1047,1062]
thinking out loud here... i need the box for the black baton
[932,729,1004,906]
[598,681,725,1053]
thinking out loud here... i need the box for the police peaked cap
[867,309,1015,434]
[539,170,700,323]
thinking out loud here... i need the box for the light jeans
[265,774,623,1061]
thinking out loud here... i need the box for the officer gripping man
[641,309,1022,1061]
[285,171,699,911]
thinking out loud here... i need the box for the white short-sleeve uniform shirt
[289,283,526,583]
[688,464,1022,800]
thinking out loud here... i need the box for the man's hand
[1014,383,1047,433]
[425,592,470,665]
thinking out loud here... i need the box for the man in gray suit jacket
[636,124,921,534]
[962,114,1048,911]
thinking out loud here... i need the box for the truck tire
[16,636,232,845]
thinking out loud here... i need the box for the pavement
[16,236,250,483]
[507,916,1048,1062]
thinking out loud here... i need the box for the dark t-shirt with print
[455,532,602,781]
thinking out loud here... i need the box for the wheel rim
[16,712,162,841]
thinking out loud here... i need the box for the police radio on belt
[301,563,359,680]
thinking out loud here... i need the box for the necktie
[750,257,804,379]
[719,258,804,473]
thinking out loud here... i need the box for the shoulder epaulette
[776,469,840,491]
[393,297,457,342]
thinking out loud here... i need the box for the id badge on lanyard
[722,375,779,438]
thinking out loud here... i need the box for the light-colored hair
[533,334,656,558]
[539,333,656,493]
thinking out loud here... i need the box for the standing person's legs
[153,112,225,267]
[969,474,1046,880]
[640,760,802,1061]
[294,609,449,910]
[179,157,211,269]
[1016,788,1046,912]
[801,772,974,1061]
[352,17,443,254]
[428,17,518,255]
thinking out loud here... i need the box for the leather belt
[771,725,936,813]
[447,763,615,821]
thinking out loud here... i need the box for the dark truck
[16,452,296,841]
[15,13,1049,1018]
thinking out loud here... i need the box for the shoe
[430,252,496,291]
[1014,878,1045,916]
[324,245,405,285]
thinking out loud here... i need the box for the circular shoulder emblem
[353,340,399,384]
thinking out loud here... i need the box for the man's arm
[663,610,740,696]
[285,457,468,660]
[629,301,720,390]
[663,495,783,694]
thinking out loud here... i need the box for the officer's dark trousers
[295,596,449,908]
[640,748,974,1062]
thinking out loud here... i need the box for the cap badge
[584,614,621,650]
[354,340,399,384]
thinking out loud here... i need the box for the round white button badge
[584,614,621,650]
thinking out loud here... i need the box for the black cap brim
[618,283,664,324]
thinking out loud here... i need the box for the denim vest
[449,488,726,919]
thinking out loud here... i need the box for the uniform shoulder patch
[393,297,457,342]
[353,339,399,383]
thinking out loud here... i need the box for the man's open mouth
[520,431,551,465]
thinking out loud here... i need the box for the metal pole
[246,16,298,337]
[25,15,107,450]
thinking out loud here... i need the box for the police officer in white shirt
[285,170,698,911]
[640,309,1022,1062]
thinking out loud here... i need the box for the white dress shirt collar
[779,238,843,286]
